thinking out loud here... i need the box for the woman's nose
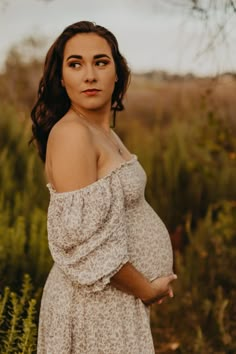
[84,65,97,82]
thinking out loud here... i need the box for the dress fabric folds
[37,154,174,354]
[47,168,130,293]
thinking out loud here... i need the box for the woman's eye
[96,61,109,67]
[69,62,81,68]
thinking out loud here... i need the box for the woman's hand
[142,274,177,306]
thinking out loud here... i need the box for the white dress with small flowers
[37,154,173,354]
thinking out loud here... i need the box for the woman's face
[61,33,117,113]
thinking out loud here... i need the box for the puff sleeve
[46,172,130,293]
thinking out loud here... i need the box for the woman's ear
[61,79,65,87]
[115,75,118,82]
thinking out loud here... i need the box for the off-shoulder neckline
[46,153,138,196]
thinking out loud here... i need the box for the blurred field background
[0,1,236,353]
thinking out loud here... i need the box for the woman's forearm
[110,261,155,301]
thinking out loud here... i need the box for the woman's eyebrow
[66,54,111,61]
[94,54,111,60]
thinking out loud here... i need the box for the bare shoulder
[46,118,98,192]
[48,117,94,149]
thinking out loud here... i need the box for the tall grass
[151,200,236,353]
[0,104,52,290]
[0,275,38,353]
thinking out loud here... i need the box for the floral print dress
[37,154,173,354]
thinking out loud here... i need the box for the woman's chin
[80,102,111,112]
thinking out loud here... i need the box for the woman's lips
[82,89,101,96]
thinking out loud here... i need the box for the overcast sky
[1,0,236,75]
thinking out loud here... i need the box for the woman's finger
[169,274,177,283]
[169,287,174,298]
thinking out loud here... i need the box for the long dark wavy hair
[29,21,131,162]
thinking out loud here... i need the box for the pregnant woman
[30,20,177,354]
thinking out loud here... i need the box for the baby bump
[127,201,173,281]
